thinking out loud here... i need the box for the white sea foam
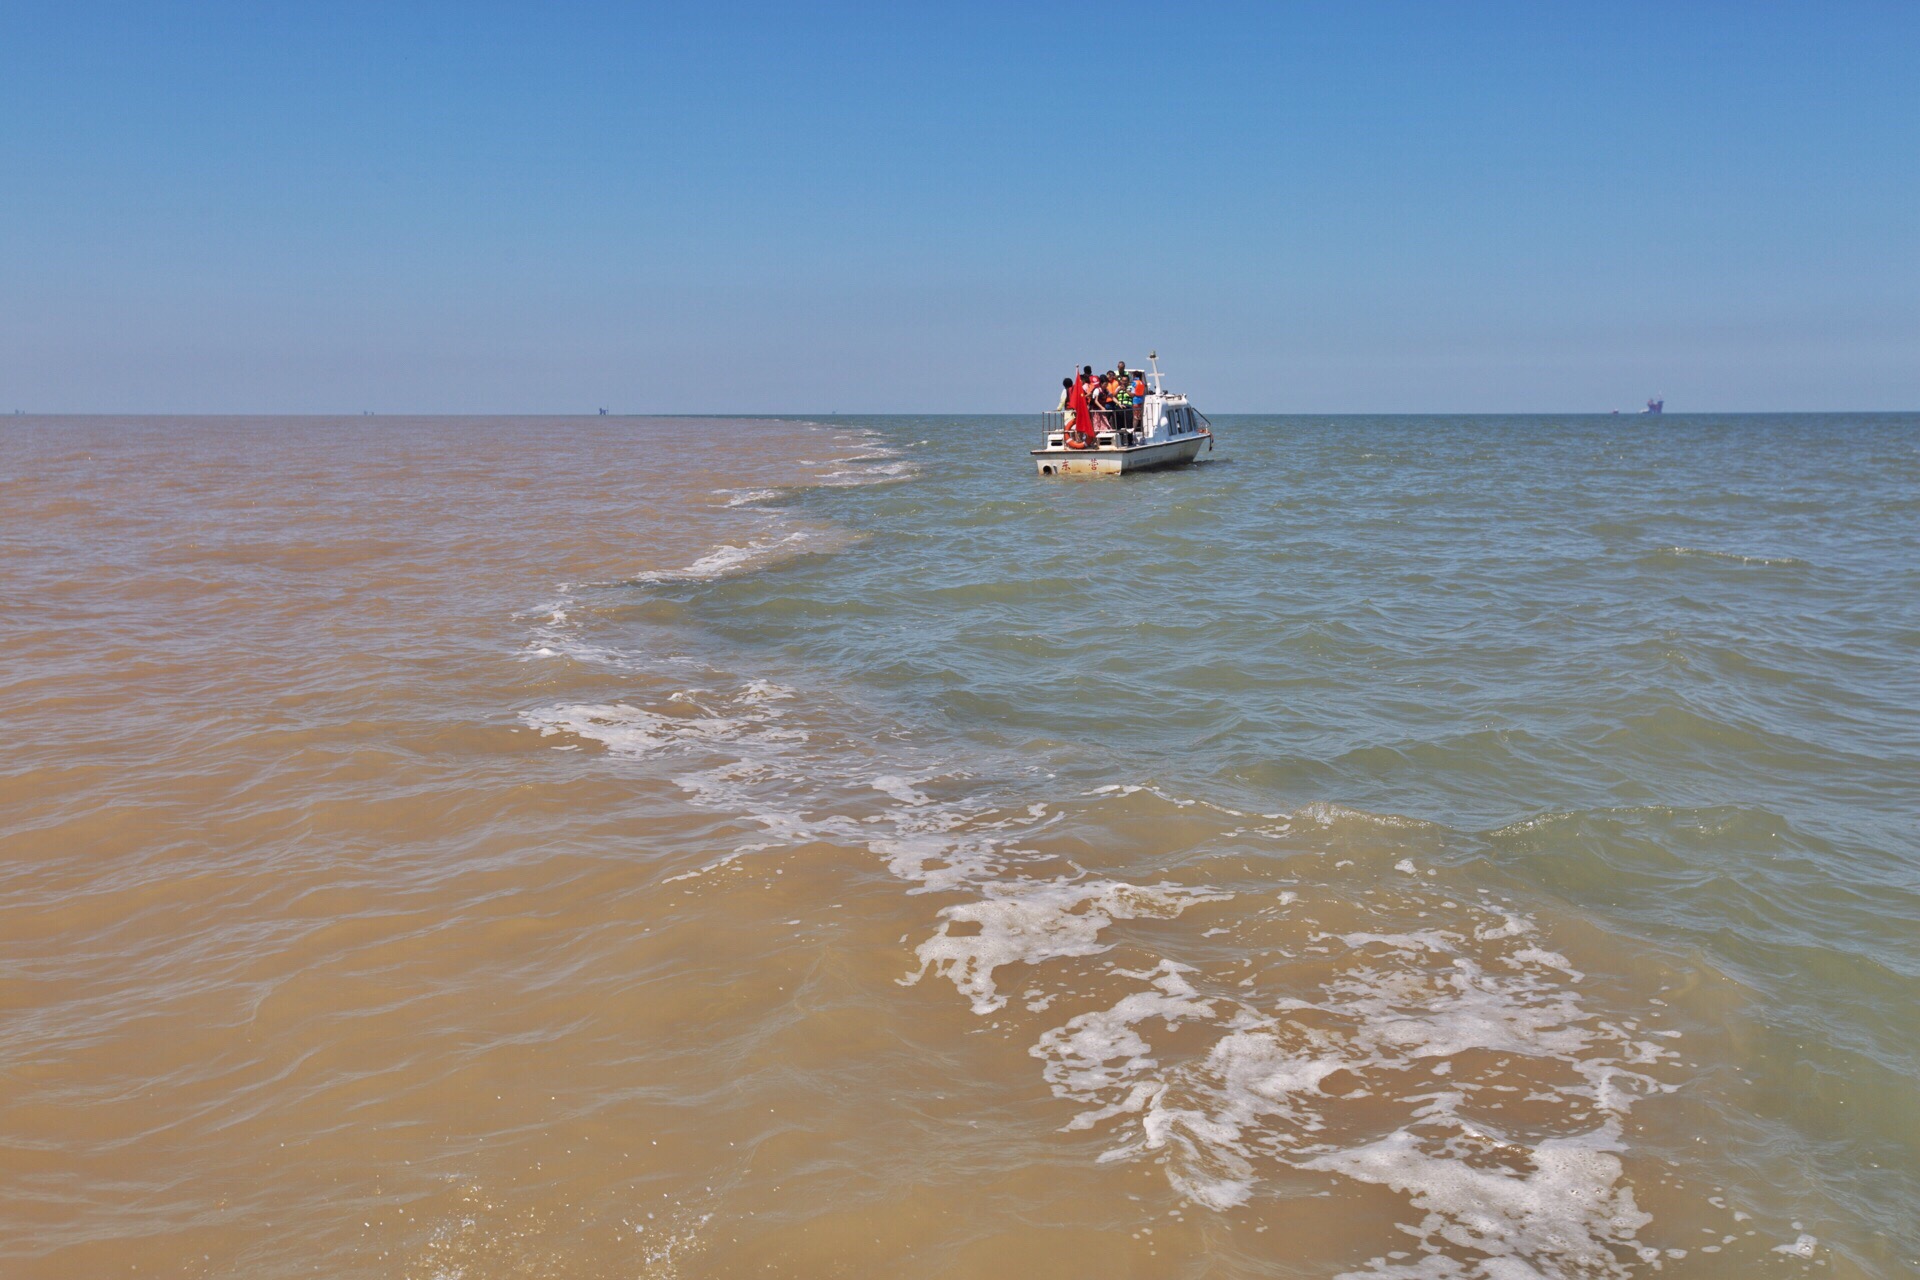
[912,880,1230,1014]
[1508,946,1584,980]
[1337,929,1458,953]
[514,587,634,666]
[1476,913,1533,941]
[871,775,932,806]
[632,531,817,583]
[532,700,808,756]
[1304,1119,1649,1279]
[1018,864,1681,1271]
[1298,802,1440,832]
[1084,781,1246,815]
[815,459,920,486]
[739,679,795,703]
[1661,545,1809,568]
[526,673,1705,1272]
[1771,1233,1817,1258]
[718,487,783,507]
[870,826,1006,894]
[1034,961,1214,1103]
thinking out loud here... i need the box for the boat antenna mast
[1147,350,1164,394]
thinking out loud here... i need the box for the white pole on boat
[1147,350,1164,394]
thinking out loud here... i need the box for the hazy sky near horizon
[4,2,1916,413]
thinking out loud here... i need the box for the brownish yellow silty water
[3,414,1914,1278]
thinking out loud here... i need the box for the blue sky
[3,2,1915,412]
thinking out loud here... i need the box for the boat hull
[1032,433,1208,476]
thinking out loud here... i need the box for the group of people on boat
[1056,362,1150,449]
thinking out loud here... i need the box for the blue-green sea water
[559,413,1917,1275]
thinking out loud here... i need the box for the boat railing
[1041,408,1144,435]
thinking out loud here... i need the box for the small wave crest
[717,487,784,508]
[514,586,633,665]
[816,457,920,486]
[1648,545,1810,568]
[629,530,822,584]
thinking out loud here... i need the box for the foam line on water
[628,530,820,583]
[1656,545,1810,568]
[514,586,634,666]
[524,675,1762,1274]
[717,487,784,508]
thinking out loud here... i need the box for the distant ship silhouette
[1643,398,1664,414]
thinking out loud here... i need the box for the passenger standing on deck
[1132,371,1149,430]
[1113,372,1133,441]
[1057,377,1072,412]
[1067,370,1093,447]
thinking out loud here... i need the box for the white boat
[1033,352,1215,476]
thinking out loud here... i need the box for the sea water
[2,413,1914,1277]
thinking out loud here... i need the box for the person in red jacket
[1066,368,1093,448]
